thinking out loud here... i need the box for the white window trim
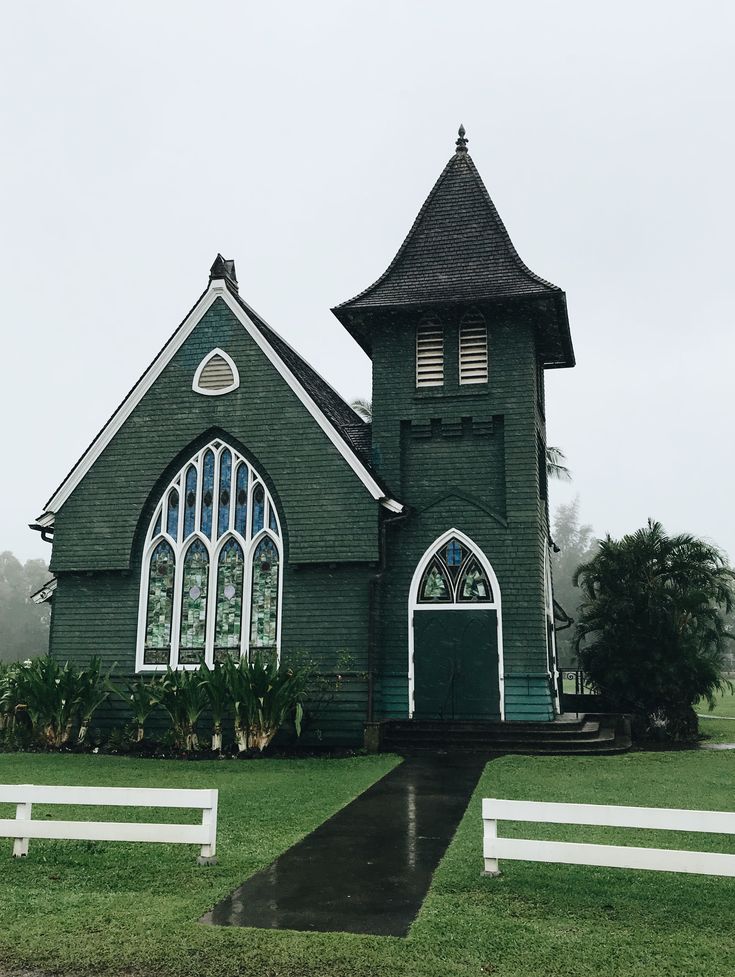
[37,278,403,526]
[407,528,505,720]
[192,347,240,396]
[135,440,283,672]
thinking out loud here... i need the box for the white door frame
[407,528,505,720]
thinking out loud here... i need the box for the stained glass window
[234,463,248,535]
[252,484,265,535]
[139,441,282,669]
[445,539,463,577]
[166,488,179,539]
[250,537,279,652]
[417,537,494,605]
[217,449,232,538]
[214,538,244,662]
[200,450,215,539]
[144,540,175,665]
[183,465,197,538]
[420,561,452,602]
[458,559,492,602]
[178,539,209,664]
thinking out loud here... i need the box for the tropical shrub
[0,661,21,732]
[75,657,115,743]
[198,657,230,751]
[3,656,113,746]
[225,654,308,752]
[121,676,161,742]
[151,667,208,751]
[574,520,735,740]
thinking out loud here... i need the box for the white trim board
[38,279,402,522]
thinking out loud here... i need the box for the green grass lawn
[697,685,735,743]
[0,750,734,977]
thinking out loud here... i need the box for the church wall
[49,559,373,745]
[45,295,381,744]
[50,297,378,573]
[370,307,554,721]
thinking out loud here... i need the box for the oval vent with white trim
[192,348,239,395]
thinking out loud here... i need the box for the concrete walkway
[201,755,487,936]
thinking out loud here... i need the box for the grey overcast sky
[1,0,734,563]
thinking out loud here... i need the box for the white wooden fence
[483,798,735,878]
[1,784,218,864]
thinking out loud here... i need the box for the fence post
[13,800,32,858]
[483,810,501,877]
[196,790,218,866]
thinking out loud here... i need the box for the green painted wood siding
[369,306,554,721]
[49,297,379,572]
[49,561,373,745]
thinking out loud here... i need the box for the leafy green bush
[1,656,114,747]
[120,675,160,742]
[224,654,308,751]
[150,668,208,751]
[198,657,230,751]
[574,520,735,740]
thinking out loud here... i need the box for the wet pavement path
[201,755,487,936]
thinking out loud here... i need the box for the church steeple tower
[332,126,573,369]
[332,129,573,723]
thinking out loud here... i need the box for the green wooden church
[32,127,584,747]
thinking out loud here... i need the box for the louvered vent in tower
[416,319,444,388]
[193,348,240,395]
[459,313,488,384]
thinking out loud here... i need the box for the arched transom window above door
[137,439,282,671]
[417,536,494,604]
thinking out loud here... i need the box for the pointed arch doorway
[408,530,504,721]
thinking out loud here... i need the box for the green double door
[413,610,500,720]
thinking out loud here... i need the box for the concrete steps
[379,713,631,756]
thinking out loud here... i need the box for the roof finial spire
[455,123,468,154]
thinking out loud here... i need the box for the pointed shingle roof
[333,130,574,367]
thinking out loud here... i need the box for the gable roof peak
[209,254,238,292]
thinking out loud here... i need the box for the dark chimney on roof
[209,254,238,291]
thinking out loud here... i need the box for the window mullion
[205,541,217,667]
[170,542,183,669]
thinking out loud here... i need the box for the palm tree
[574,519,735,740]
[350,398,372,422]
[546,446,571,481]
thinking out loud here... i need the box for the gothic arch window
[137,439,282,670]
[409,528,504,720]
[417,535,493,604]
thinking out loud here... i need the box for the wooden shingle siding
[50,561,374,745]
[50,299,379,573]
[371,305,553,720]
